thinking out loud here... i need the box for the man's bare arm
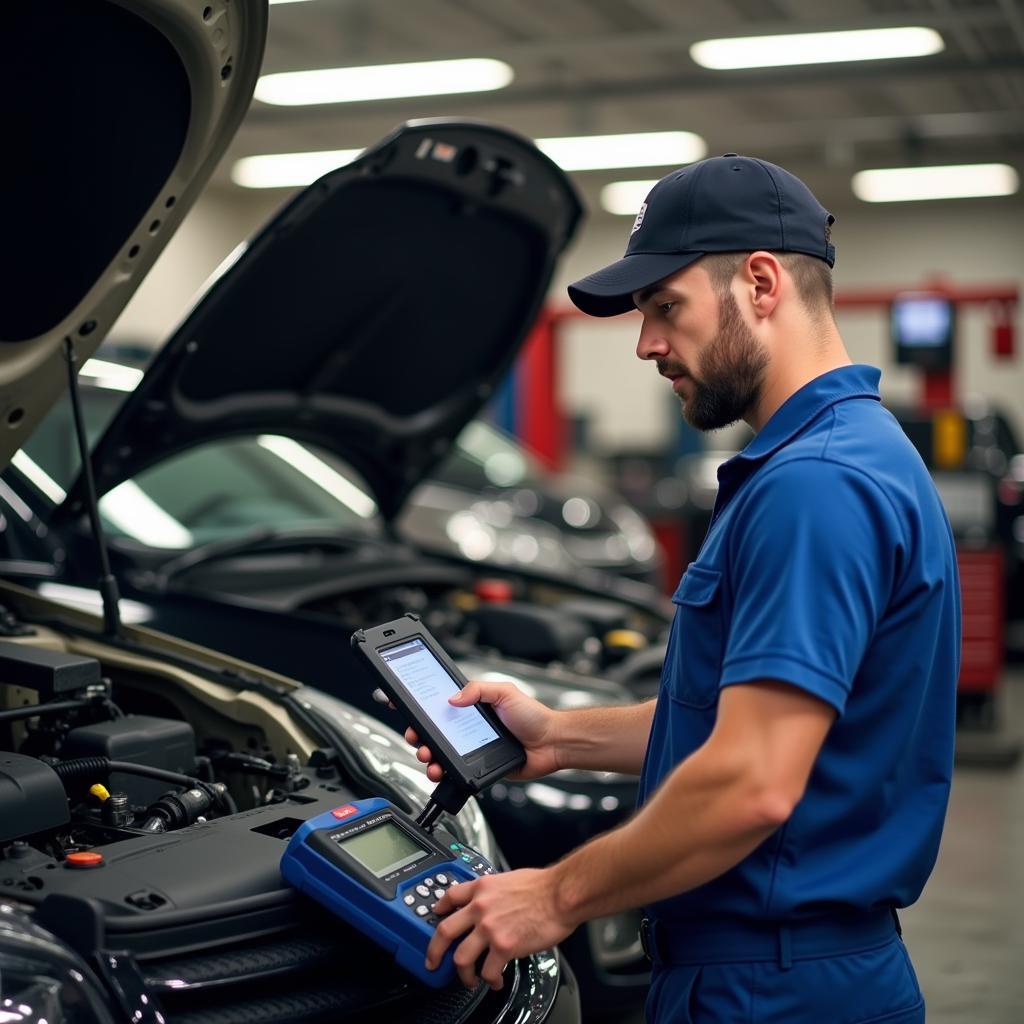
[553,698,657,775]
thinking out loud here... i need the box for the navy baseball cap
[568,154,835,317]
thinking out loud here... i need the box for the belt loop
[639,917,656,962]
[649,918,663,963]
[891,908,903,938]
[777,924,792,970]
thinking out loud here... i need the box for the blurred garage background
[102,2,1023,1020]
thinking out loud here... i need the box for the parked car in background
[0,5,579,1023]
[415,420,662,585]
[25,358,662,587]
[4,91,667,1010]
[12,379,672,700]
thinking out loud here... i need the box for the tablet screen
[380,638,500,756]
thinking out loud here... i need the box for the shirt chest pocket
[665,564,726,709]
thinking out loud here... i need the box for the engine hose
[51,758,236,814]
[0,699,91,724]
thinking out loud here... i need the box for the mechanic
[407,154,960,1022]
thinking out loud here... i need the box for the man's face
[632,263,768,431]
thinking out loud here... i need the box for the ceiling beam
[260,9,1013,71]
[244,56,1024,122]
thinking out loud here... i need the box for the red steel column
[518,310,565,471]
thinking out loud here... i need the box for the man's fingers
[450,930,489,989]
[403,727,444,779]
[449,680,523,709]
[432,878,475,917]
[479,948,508,991]
[425,905,473,972]
[406,727,442,778]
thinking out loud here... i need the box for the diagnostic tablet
[352,614,525,795]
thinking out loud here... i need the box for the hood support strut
[63,338,122,638]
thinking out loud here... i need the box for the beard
[658,291,769,431]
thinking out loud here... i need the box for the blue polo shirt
[638,364,960,923]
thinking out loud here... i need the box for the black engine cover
[61,715,197,806]
[0,751,69,841]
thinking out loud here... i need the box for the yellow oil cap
[89,784,111,802]
[451,592,480,612]
[604,629,647,651]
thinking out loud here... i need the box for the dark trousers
[642,913,925,1023]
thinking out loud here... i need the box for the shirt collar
[726,364,882,470]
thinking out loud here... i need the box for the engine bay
[0,588,520,1023]
[160,543,670,695]
[0,618,334,918]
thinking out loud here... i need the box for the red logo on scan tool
[331,805,359,820]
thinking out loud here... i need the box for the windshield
[435,420,546,491]
[16,378,379,550]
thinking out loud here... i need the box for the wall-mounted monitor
[891,293,954,370]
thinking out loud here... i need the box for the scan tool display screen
[379,638,500,756]
[336,821,430,878]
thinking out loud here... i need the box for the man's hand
[404,680,563,782]
[425,868,575,989]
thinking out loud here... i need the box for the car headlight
[454,504,578,575]
[0,903,115,1024]
[608,504,659,564]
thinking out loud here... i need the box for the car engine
[299,567,670,697]
[0,592,549,1024]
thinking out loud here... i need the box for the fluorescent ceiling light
[255,58,513,106]
[233,130,706,189]
[691,27,944,69]
[852,163,1019,202]
[536,132,705,172]
[269,0,316,5]
[232,149,363,189]
[601,179,658,216]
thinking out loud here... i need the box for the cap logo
[630,202,647,235]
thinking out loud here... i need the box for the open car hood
[59,120,583,524]
[0,0,267,472]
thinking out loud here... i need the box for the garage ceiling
[217,0,1024,215]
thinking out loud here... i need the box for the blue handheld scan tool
[281,798,496,988]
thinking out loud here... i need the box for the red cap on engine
[474,579,513,603]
